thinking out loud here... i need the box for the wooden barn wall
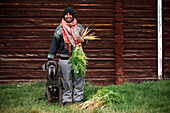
[1,0,165,84]
[123,0,158,80]
[164,0,170,79]
[0,0,115,84]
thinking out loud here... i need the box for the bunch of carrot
[80,25,100,41]
[79,87,124,110]
[69,25,100,78]
[69,43,88,78]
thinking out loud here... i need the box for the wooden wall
[123,0,158,81]
[0,0,115,84]
[0,0,169,85]
[164,0,170,79]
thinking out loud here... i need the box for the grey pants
[59,59,85,103]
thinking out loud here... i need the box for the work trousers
[59,59,85,103]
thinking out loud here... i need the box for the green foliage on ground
[80,85,125,110]
[0,80,170,113]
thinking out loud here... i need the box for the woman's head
[63,7,74,23]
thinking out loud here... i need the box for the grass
[0,80,170,113]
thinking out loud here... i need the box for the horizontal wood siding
[0,0,115,84]
[164,0,170,79]
[123,0,158,80]
[0,0,165,84]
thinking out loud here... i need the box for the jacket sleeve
[77,23,88,52]
[48,26,60,60]
[77,23,88,45]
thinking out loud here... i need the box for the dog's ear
[42,62,47,71]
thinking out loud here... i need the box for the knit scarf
[60,18,80,47]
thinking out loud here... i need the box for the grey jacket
[48,24,86,60]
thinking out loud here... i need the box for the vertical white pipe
[158,0,162,79]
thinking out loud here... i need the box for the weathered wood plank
[1,49,157,58]
[0,0,115,4]
[0,69,115,79]
[0,38,114,49]
[124,10,156,18]
[0,18,115,29]
[124,44,156,49]
[0,58,115,69]
[124,69,157,77]
[124,49,156,57]
[0,36,114,40]
[124,2,156,10]
[0,68,116,85]
[124,18,156,29]
[124,69,157,79]
[124,29,157,38]
[86,69,115,77]
[124,58,157,69]
[0,8,114,18]
[0,79,43,84]
[164,0,170,79]
[0,48,115,58]
[0,58,157,69]
[0,18,115,27]
[124,0,156,3]
[0,28,114,38]
[85,49,115,58]
[0,3,115,9]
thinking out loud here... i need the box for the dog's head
[42,61,60,78]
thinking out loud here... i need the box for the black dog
[42,61,63,106]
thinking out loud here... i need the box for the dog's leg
[58,74,63,106]
[46,88,52,106]
[45,82,52,106]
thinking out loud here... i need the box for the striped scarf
[60,18,80,47]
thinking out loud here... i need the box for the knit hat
[63,7,75,22]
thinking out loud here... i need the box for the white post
[157,0,162,79]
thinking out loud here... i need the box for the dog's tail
[34,98,45,102]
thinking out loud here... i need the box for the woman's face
[64,12,73,23]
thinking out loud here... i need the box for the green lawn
[0,80,170,113]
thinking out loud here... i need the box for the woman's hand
[77,37,85,43]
